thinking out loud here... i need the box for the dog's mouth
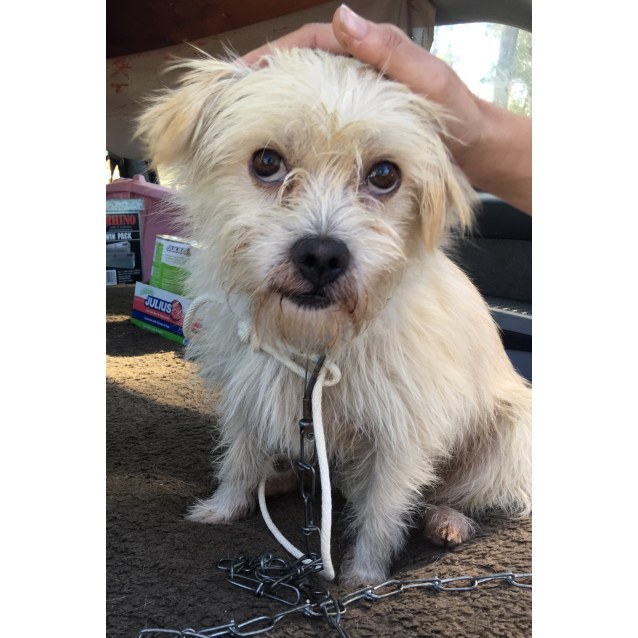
[284,291,332,310]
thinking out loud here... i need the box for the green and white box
[149,235,193,296]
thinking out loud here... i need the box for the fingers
[240,4,451,104]
[332,5,450,100]
[334,4,483,151]
[241,23,346,66]
[238,5,475,145]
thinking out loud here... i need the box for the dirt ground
[106,284,531,638]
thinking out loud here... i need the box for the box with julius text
[131,282,192,345]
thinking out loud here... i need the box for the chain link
[138,356,531,638]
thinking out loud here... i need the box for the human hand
[243,5,481,161]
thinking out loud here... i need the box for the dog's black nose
[290,236,350,287]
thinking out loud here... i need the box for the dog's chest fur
[187,250,509,473]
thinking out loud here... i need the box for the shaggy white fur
[137,48,531,586]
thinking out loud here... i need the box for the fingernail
[339,4,369,41]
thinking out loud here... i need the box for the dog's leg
[436,396,532,517]
[264,466,299,497]
[187,429,269,524]
[423,505,476,548]
[339,449,431,586]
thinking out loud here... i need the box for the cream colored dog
[137,48,531,586]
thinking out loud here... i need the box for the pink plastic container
[106,175,186,282]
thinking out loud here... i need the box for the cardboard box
[131,282,192,345]
[106,198,144,285]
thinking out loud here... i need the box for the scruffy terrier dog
[137,48,531,586]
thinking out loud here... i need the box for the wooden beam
[107,0,333,58]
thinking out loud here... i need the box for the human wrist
[452,98,532,213]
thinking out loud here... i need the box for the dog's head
[137,49,476,354]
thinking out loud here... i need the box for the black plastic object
[452,193,532,382]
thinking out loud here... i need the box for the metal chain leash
[298,355,324,560]
[137,356,531,638]
[137,568,531,638]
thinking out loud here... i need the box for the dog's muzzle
[288,236,350,309]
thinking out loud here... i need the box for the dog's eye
[251,148,287,183]
[366,161,401,195]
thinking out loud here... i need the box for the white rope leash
[183,294,341,581]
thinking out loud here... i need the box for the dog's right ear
[136,58,246,169]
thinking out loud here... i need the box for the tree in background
[432,23,532,117]
[490,25,532,116]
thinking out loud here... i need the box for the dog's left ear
[136,57,246,169]
[419,155,477,251]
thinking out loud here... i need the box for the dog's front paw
[186,500,236,524]
[186,489,252,524]
[423,505,476,548]
[339,551,389,587]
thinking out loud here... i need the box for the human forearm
[451,99,532,214]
